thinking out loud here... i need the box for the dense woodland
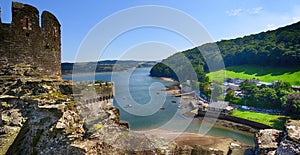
[150,21,300,79]
[150,21,300,117]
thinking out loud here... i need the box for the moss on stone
[65,101,75,110]
[93,123,103,131]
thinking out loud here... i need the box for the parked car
[242,106,250,110]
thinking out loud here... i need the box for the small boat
[172,100,176,103]
[124,104,132,108]
[160,107,165,110]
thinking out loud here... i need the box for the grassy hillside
[150,21,300,80]
[207,65,300,85]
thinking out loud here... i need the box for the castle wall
[74,82,115,127]
[0,2,61,77]
[79,82,115,108]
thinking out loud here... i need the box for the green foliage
[231,110,287,130]
[273,81,292,92]
[225,89,235,101]
[256,87,279,109]
[150,53,208,83]
[224,80,295,111]
[217,22,300,67]
[198,82,211,99]
[150,21,300,112]
[240,82,258,99]
[207,65,300,85]
[151,21,300,84]
[194,65,209,82]
[237,81,295,109]
[225,89,242,104]
[283,93,300,118]
[150,62,178,80]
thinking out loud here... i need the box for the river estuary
[62,67,254,145]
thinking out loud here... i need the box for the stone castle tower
[0,2,61,76]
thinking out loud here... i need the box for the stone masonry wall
[0,2,61,77]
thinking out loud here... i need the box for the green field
[207,65,300,85]
[230,110,287,130]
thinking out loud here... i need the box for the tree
[240,82,258,98]
[273,81,292,92]
[225,89,235,102]
[257,87,279,109]
[283,93,300,118]
[149,63,178,80]
[240,82,259,106]
[194,65,208,83]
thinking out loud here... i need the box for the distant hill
[62,60,157,74]
[150,21,300,81]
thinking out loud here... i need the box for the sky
[1,0,300,62]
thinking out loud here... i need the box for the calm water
[62,67,254,145]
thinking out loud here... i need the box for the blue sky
[1,0,300,62]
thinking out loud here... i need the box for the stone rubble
[0,65,251,155]
[254,119,300,155]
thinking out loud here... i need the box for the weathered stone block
[0,2,61,77]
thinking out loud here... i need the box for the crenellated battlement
[73,81,116,131]
[81,82,114,106]
[0,2,61,77]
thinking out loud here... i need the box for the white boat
[124,104,132,108]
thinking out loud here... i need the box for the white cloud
[219,5,300,41]
[263,6,300,30]
[247,7,263,14]
[226,9,242,16]
[226,7,263,17]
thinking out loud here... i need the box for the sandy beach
[135,129,249,154]
[160,77,176,82]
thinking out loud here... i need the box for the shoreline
[194,117,258,134]
[159,77,176,82]
[135,129,252,154]
[61,67,154,76]
[161,84,257,139]
[61,70,127,76]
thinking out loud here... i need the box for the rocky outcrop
[254,119,300,155]
[0,65,83,154]
[254,129,282,154]
[0,65,108,154]
[276,140,300,155]
[0,65,251,154]
[286,120,300,142]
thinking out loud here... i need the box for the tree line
[150,21,300,117]
[150,21,300,79]
[225,81,300,118]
